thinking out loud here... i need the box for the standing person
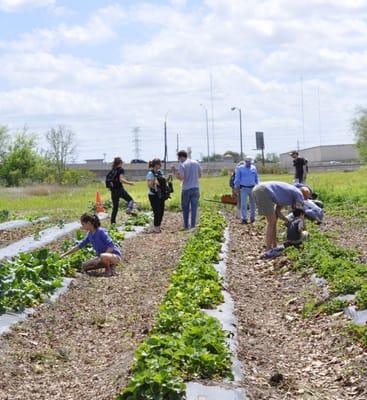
[230,161,245,219]
[290,151,308,183]
[176,150,202,230]
[61,213,121,277]
[252,181,304,250]
[107,157,135,225]
[146,158,171,233]
[234,156,259,224]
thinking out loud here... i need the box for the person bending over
[252,181,304,250]
[61,213,121,277]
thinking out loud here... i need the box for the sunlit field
[1,168,366,219]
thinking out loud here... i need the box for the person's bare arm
[61,245,79,258]
[275,205,288,224]
[120,176,135,186]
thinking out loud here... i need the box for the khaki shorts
[253,184,275,216]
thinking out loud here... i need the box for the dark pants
[149,194,165,227]
[111,187,133,224]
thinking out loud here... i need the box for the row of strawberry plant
[286,225,367,346]
[0,226,125,313]
[119,211,232,400]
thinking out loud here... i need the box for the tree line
[0,125,93,187]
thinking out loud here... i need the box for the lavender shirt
[78,228,121,257]
[178,159,202,190]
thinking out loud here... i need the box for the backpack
[229,172,235,189]
[105,168,119,189]
[152,170,173,200]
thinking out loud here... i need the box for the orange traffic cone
[96,192,105,213]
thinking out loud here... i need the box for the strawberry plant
[0,225,125,313]
[119,211,232,400]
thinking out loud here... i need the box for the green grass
[0,168,366,220]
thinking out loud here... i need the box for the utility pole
[300,76,305,148]
[318,87,322,146]
[231,107,244,160]
[176,133,179,154]
[210,72,216,155]
[200,104,211,175]
[164,113,168,173]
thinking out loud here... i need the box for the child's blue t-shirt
[78,227,121,257]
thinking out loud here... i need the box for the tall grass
[0,169,365,219]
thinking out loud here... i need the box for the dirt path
[226,213,367,400]
[0,213,187,400]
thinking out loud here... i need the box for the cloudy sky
[0,0,366,162]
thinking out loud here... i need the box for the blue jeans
[181,188,200,229]
[240,187,256,221]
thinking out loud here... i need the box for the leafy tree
[0,131,45,186]
[223,150,241,163]
[46,126,76,184]
[202,153,224,162]
[353,107,367,161]
[0,125,9,162]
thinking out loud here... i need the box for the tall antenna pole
[164,120,167,173]
[176,133,179,154]
[300,76,305,149]
[132,126,141,159]
[318,87,322,146]
[210,71,216,155]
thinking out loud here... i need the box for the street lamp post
[164,112,169,173]
[231,106,244,160]
[200,104,210,174]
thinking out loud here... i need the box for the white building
[280,144,358,168]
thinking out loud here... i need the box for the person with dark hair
[108,157,135,224]
[61,213,121,277]
[290,151,308,183]
[146,158,172,233]
[284,207,308,246]
[176,150,202,229]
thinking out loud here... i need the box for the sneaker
[250,219,255,224]
[241,219,248,224]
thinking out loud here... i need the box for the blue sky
[1,0,367,162]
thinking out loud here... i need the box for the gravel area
[0,212,188,400]
[226,213,367,400]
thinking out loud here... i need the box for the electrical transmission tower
[132,126,141,159]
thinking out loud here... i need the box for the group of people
[61,150,202,276]
[61,149,319,276]
[230,151,323,254]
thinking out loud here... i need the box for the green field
[1,168,366,219]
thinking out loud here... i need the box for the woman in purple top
[61,213,121,277]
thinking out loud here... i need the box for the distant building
[280,144,359,169]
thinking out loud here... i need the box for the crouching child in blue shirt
[61,213,121,277]
[284,208,308,247]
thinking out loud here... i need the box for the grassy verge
[118,210,232,400]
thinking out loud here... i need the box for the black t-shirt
[115,167,125,189]
[293,157,307,178]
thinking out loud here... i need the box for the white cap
[244,156,252,162]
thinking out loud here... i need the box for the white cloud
[0,4,126,51]
[0,0,366,160]
[0,0,54,12]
